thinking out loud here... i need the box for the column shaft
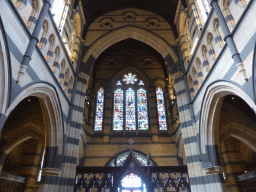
[17,0,51,83]
[210,0,247,81]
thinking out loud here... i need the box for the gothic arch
[0,17,11,116]
[81,26,179,72]
[199,81,256,154]
[219,122,256,152]
[4,82,64,167]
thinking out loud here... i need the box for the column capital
[204,166,223,174]
[41,167,60,176]
[210,0,218,7]
[43,0,51,7]
[172,71,184,80]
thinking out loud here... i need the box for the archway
[200,82,256,192]
[81,26,179,69]
[0,83,64,191]
[217,95,256,192]
[0,17,10,117]
[0,96,47,191]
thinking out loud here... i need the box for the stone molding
[200,81,256,154]
[41,168,61,176]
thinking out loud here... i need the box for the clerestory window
[113,73,148,131]
[94,87,104,131]
[156,87,167,130]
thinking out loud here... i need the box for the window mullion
[135,86,138,132]
[123,87,126,132]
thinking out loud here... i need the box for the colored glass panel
[123,73,138,85]
[156,87,167,130]
[116,80,122,85]
[126,88,136,130]
[94,88,104,131]
[138,80,144,85]
[113,88,124,130]
[122,173,142,188]
[137,88,148,130]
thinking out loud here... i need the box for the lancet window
[113,73,148,131]
[94,87,104,131]
[156,87,167,130]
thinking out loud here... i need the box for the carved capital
[204,166,223,174]
[41,168,60,176]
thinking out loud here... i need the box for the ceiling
[76,0,182,38]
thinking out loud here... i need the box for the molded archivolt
[4,83,64,162]
[199,81,256,154]
[81,26,179,75]
[86,8,175,46]
[0,17,11,116]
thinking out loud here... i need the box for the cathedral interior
[0,0,256,191]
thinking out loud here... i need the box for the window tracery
[113,73,149,131]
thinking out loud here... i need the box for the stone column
[103,87,112,142]
[148,86,159,142]
[24,142,43,192]
[16,0,52,83]
[210,0,248,81]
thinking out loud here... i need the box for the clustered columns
[71,36,81,71]
[172,71,214,191]
[16,0,51,83]
[148,86,159,142]
[102,87,112,142]
[210,0,248,81]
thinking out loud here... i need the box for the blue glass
[156,87,167,130]
[113,88,124,130]
[137,88,148,130]
[94,88,104,131]
[126,88,136,130]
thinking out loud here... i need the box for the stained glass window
[94,88,104,131]
[122,173,142,188]
[113,88,124,130]
[137,88,148,130]
[123,73,138,84]
[116,80,122,85]
[138,80,144,85]
[113,73,151,131]
[156,87,167,130]
[126,88,136,130]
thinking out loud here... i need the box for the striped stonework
[172,71,223,192]
[58,73,88,191]
[102,88,112,142]
[148,86,159,142]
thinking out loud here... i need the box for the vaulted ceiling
[76,0,182,38]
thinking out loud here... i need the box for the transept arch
[200,81,256,155]
[0,17,11,117]
[3,82,64,165]
[81,26,179,73]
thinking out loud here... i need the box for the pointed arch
[199,81,256,154]
[0,17,11,117]
[81,26,179,73]
[4,82,64,170]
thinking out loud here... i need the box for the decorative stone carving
[204,166,223,174]
[100,18,114,28]
[123,11,137,21]
[146,17,160,27]
[143,58,153,66]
